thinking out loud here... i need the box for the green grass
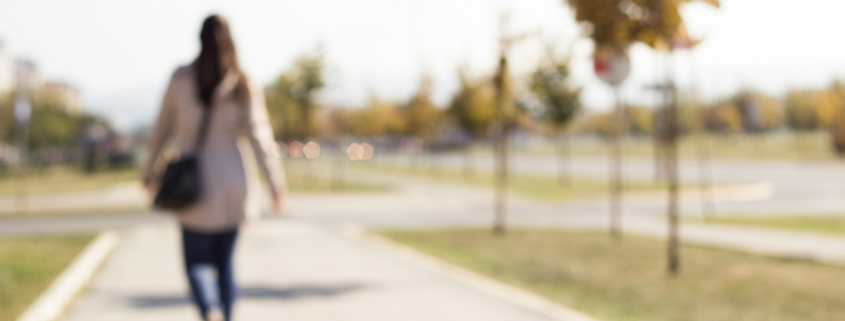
[279,159,389,194]
[536,131,841,161]
[0,162,386,196]
[380,229,845,321]
[286,174,388,194]
[693,216,845,236]
[0,234,95,321]
[352,162,663,202]
[1,205,151,218]
[0,162,386,219]
[0,167,138,195]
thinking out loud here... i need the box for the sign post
[14,92,31,214]
[594,47,630,238]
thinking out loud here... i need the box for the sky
[1,0,844,131]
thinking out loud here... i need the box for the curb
[340,225,602,321]
[16,230,120,321]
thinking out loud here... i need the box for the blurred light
[288,141,304,158]
[361,143,374,160]
[277,142,288,158]
[303,141,321,159]
[347,143,362,161]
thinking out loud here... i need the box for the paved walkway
[60,220,594,321]
[289,169,845,267]
[15,159,845,320]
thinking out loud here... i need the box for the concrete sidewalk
[293,169,845,268]
[59,220,596,321]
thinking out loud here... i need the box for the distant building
[0,42,14,94]
[45,81,82,113]
[0,44,83,113]
[15,59,44,92]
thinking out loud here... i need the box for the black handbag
[153,105,213,211]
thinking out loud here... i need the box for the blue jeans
[181,227,239,321]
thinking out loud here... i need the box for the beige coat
[142,64,286,232]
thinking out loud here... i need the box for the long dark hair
[195,15,249,107]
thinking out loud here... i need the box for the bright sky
[1,0,844,131]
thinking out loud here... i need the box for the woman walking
[142,15,286,321]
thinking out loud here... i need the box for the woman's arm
[141,71,179,187]
[244,81,288,205]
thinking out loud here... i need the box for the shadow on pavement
[128,283,372,308]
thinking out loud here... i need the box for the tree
[566,0,720,275]
[265,48,326,142]
[399,76,442,169]
[529,50,581,185]
[566,0,637,241]
[448,69,496,177]
[0,92,101,149]
[349,96,405,138]
[627,106,655,136]
[702,102,743,134]
[0,92,14,144]
[400,76,441,141]
[827,81,845,154]
[785,90,817,131]
[489,14,534,234]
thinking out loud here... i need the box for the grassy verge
[286,174,388,194]
[0,162,387,218]
[0,234,95,321]
[0,167,139,195]
[380,229,845,321]
[1,205,151,218]
[351,162,662,202]
[692,216,845,236]
[530,131,839,161]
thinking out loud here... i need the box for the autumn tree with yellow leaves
[565,0,720,275]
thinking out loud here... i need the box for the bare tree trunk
[556,131,571,186]
[410,139,421,169]
[305,151,315,188]
[654,128,664,184]
[795,130,809,158]
[463,144,475,180]
[332,138,347,191]
[610,86,623,238]
[493,124,509,234]
[427,142,441,178]
[666,74,681,276]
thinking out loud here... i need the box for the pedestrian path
[60,220,596,321]
[293,168,845,268]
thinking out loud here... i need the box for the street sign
[593,48,630,85]
[14,93,31,126]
